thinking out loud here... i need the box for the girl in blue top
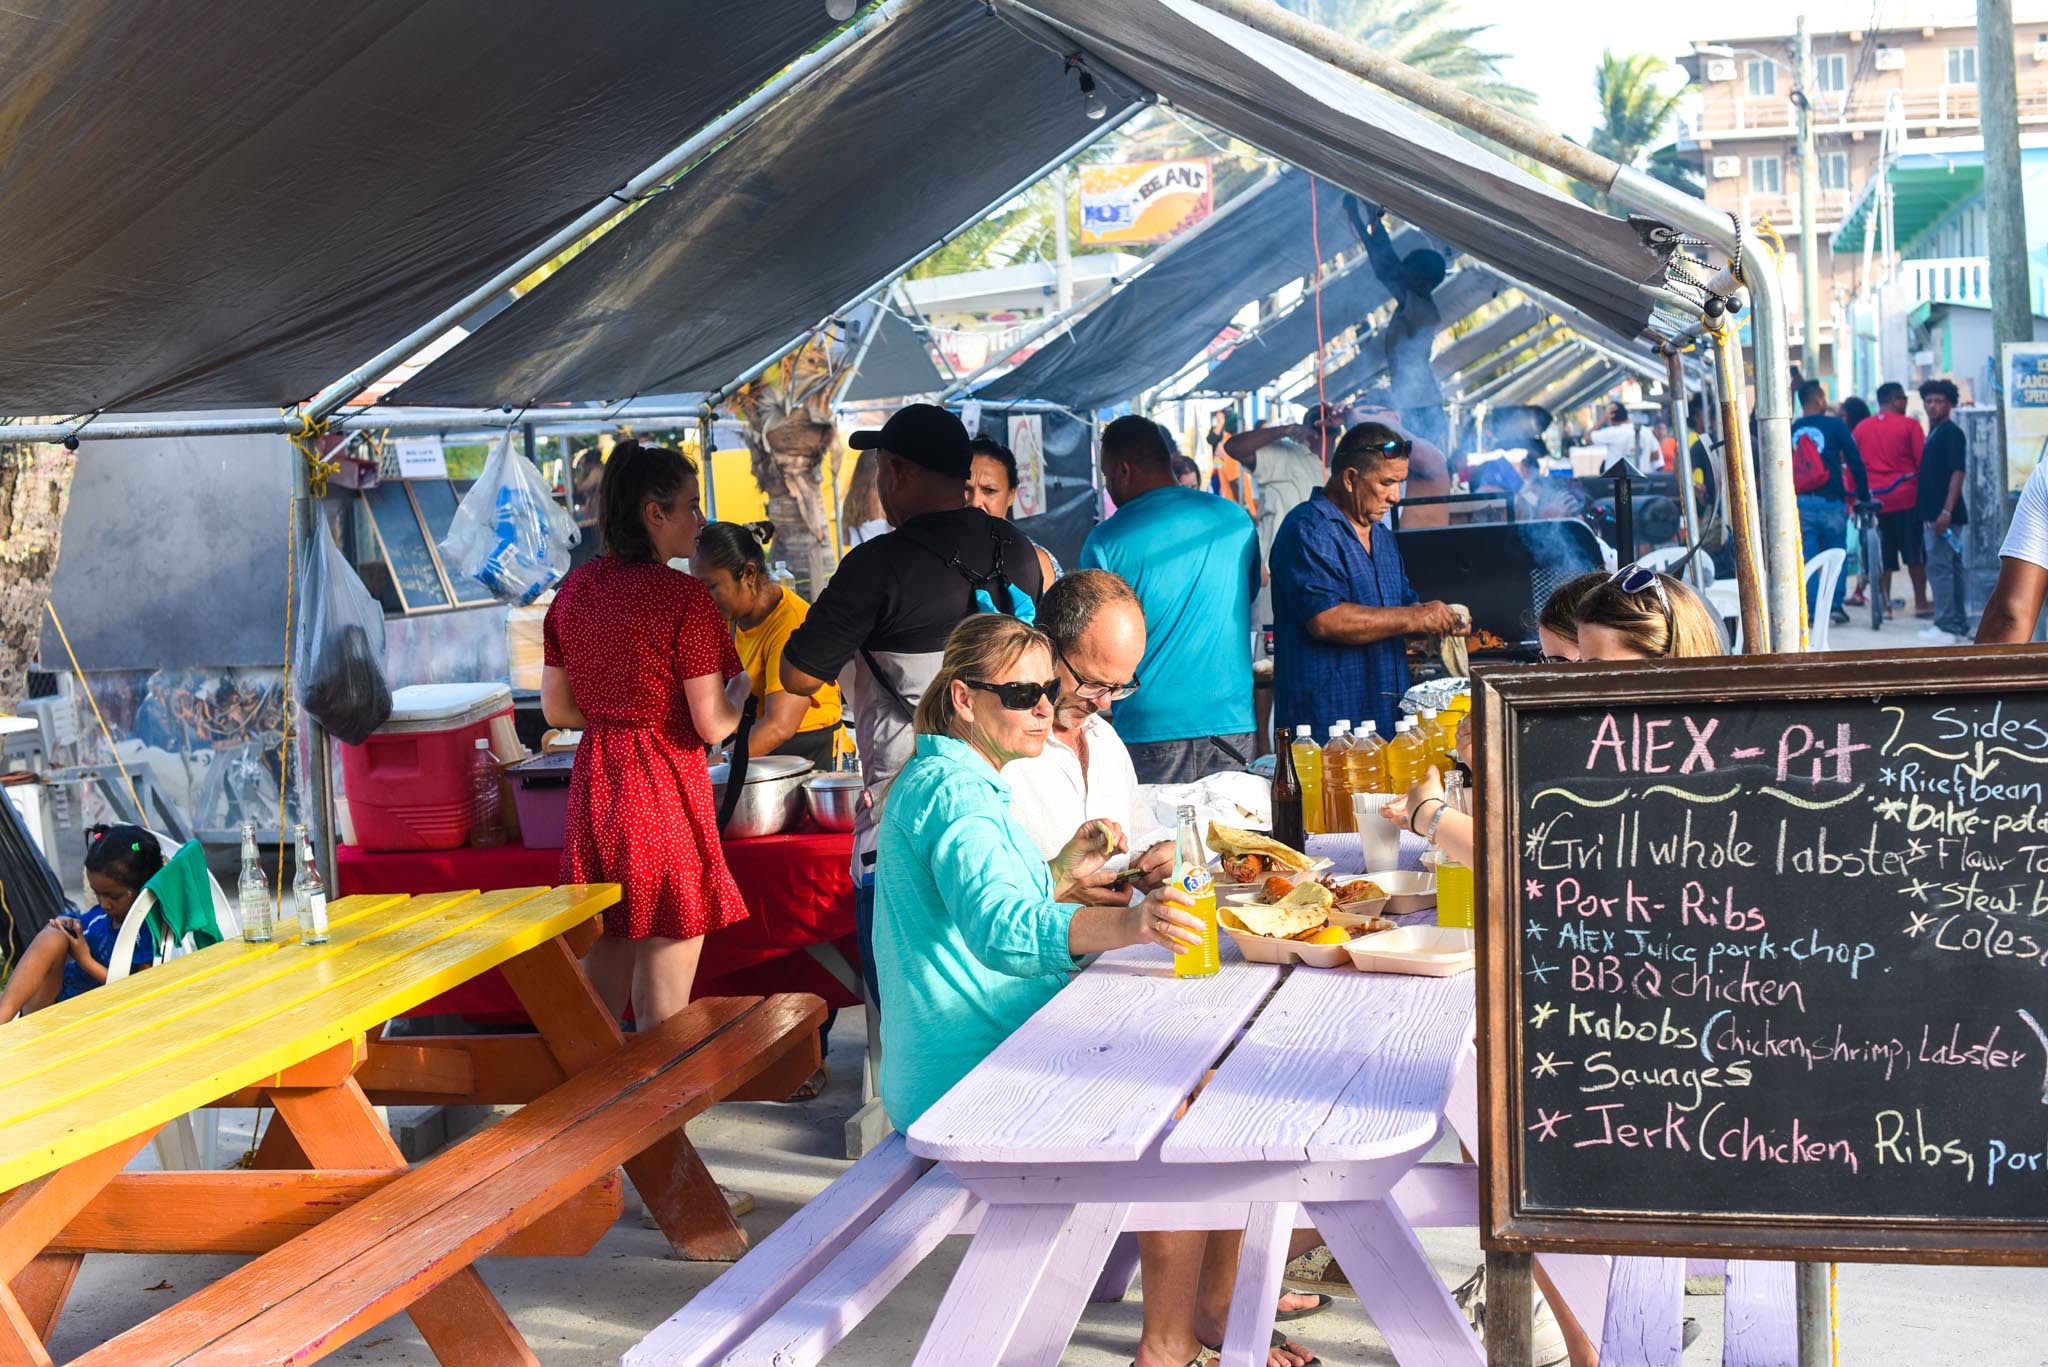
[0,825,160,1022]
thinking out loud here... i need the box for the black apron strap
[717,694,758,835]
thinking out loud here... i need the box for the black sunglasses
[965,678,1062,710]
[1353,437,1414,459]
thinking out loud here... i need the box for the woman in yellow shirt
[693,522,843,768]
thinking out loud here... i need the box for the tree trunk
[0,440,77,712]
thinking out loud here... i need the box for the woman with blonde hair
[874,614,1318,1367]
[1571,562,1727,661]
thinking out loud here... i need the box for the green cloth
[874,733,1080,1130]
[144,841,224,951]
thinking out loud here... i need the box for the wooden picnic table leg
[1000,1203,1131,1367]
[1306,1198,1483,1367]
[497,928,749,1261]
[0,1128,159,1366]
[910,1202,1102,1367]
[7,1256,81,1345]
[1221,1202,1295,1367]
[269,1078,537,1366]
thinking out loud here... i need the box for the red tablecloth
[336,824,860,1018]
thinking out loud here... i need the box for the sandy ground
[51,609,2048,1365]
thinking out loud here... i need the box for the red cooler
[342,683,514,851]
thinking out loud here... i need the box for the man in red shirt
[1850,381,1930,619]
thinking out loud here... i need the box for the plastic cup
[1351,791,1403,872]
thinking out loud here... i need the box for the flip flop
[780,1065,829,1102]
[1132,1351,1219,1367]
[1196,1331,1319,1366]
[1275,1293,1333,1322]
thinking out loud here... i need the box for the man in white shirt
[1977,457,2048,642]
[1588,401,1659,471]
[1002,570,1173,900]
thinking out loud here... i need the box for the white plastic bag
[439,429,580,605]
[294,517,393,746]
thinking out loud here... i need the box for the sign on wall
[1079,159,1212,245]
[392,435,450,481]
[1008,414,1046,520]
[2002,342,2048,491]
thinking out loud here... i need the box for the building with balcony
[1680,12,2048,386]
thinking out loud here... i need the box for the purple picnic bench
[629,927,1797,1365]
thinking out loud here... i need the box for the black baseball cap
[848,403,973,478]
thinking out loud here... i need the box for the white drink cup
[1351,791,1403,872]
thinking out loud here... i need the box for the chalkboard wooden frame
[1479,644,2048,1266]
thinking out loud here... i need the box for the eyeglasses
[1054,646,1141,702]
[964,678,1062,710]
[1352,437,1414,459]
[1610,562,1676,656]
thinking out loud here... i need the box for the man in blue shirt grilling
[1271,421,1463,740]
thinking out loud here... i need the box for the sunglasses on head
[1352,437,1414,459]
[1610,562,1676,655]
[965,678,1062,710]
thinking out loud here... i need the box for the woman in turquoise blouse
[872,613,1201,1130]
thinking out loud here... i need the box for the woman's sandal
[782,1065,829,1102]
[1275,1292,1332,1321]
[1194,1330,1319,1366]
[1282,1244,1355,1299]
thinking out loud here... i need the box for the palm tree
[1576,51,1701,204]
[1292,0,1534,112]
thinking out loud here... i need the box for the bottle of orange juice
[1418,709,1451,771]
[1292,724,1326,836]
[1386,717,1429,791]
[1349,719,1389,796]
[1171,804,1219,978]
[1435,709,1462,770]
[1321,722,1354,834]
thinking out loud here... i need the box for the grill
[1392,518,1606,662]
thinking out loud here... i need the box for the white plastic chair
[1803,547,1847,652]
[106,833,238,1170]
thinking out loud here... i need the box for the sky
[1464,0,1992,141]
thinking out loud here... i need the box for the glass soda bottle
[1291,724,1326,836]
[1270,721,1305,849]
[292,824,330,945]
[1321,722,1354,833]
[1171,804,1220,979]
[1435,773,1475,930]
[237,821,273,943]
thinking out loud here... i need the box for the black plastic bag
[294,518,393,746]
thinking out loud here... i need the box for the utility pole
[1796,16,1825,384]
[1053,165,1075,311]
[1979,0,2030,606]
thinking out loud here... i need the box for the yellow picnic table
[0,885,824,1366]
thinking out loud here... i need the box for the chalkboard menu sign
[1480,649,2048,1263]
[362,481,451,612]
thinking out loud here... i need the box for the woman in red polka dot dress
[541,442,750,1028]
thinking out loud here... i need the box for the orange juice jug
[1321,723,1354,833]
[1292,724,1326,836]
[1418,709,1451,771]
[1386,718,1428,791]
[1348,719,1389,796]
[1171,804,1219,978]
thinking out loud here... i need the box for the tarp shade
[0,0,839,413]
[1430,302,1545,381]
[840,305,948,405]
[1194,227,1445,395]
[968,406,1096,571]
[1283,267,1507,406]
[1448,322,1565,397]
[1530,359,1615,411]
[997,0,1666,341]
[977,171,1352,408]
[396,3,1118,406]
[1489,348,1594,408]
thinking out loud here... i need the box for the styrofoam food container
[1346,925,1475,976]
[1218,906,1384,970]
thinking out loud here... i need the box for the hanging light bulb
[826,0,857,19]
[1079,71,1108,120]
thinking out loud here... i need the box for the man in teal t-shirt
[1080,416,1261,784]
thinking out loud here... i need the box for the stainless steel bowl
[709,754,813,838]
[803,774,862,832]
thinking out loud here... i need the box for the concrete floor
[50,608,2040,1364]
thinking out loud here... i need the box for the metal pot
[803,773,862,832]
[709,754,813,838]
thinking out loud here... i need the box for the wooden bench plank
[720,1164,976,1367]
[907,946,1281,1164]
[0,887,615,1191]
[624,1133,931,1367]
[1722,1261,1798,1367]
[77,994,822,1367]
[1599,1257,1685,1367]
[50,1170,623,1256]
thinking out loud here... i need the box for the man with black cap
[780,403,1045,999]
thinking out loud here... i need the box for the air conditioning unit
[1875,46,1907,71]
[1704,58,1739,82]
[2034,38,2048,62]
[1711,155,1744,179]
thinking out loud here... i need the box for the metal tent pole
[937,165,1284,402]
[1663,343,1709,592]
[299,0,915,423]
[1181,0,1801,651]
[0,403,732,445]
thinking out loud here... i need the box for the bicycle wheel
[1863,521,1885,632]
